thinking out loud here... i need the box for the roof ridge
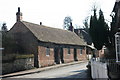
[21,21,73,33]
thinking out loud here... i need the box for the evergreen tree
[89,9,109,50]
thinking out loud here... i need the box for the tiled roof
[21,21,86,46]
[74,29,92,45]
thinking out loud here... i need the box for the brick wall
[38,46,54,67]
[77,48,87,61]
[63,48,74,63]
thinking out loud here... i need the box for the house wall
[38,46,87,67]
[77,48,87,61]
[63,48,87,63]
[8,21,38,54]
[8,21,39,67]
[38,46,54,67]
[63,48,74,63]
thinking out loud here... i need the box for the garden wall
[2,57,34,74]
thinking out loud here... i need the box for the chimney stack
[16,7,23,22]
[68,22,74,32]
[18,7,20,12]
[40,22,42,25]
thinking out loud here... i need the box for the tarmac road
[2,62,91,80]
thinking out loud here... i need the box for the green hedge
[15,54,34,59]
[2,54,34,63]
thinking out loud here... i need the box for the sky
[0,0,116,30]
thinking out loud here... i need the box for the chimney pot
[16,7,23,22]
[40,22,42,25]
[18,7,20,12]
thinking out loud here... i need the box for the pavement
[1,60,88,78]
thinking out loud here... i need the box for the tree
[63,16,72,30]
[89,9,109,50]
[83,17,89,31]
[1,23,8,32]
[83,17,92,45]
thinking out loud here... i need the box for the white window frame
[46,47,50,56]
[80,49,82,55]
[115,32,120,62]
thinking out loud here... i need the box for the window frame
[115,32,120,62]
[80,49,82,55]
[46,47,50,56]
[68,48,71,55]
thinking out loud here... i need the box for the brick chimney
[16,7,23,22]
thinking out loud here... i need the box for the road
[4,62,91,80]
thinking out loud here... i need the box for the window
[68,48,70,54]
[80,49,82,55]
[115,32,120,62]
[46,48,50,56]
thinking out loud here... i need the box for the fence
[91,59,108,79]
[91,58,120,79]
[100,59,120,78]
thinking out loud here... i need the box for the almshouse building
[8,7,87,68]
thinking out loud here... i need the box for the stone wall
[2,58,34,74]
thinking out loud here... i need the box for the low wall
[2,58,34,74]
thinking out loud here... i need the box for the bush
[15,54,34,59]
[2,54,34,63]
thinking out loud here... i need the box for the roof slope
[113,1,120,12]
[21,21,86,46]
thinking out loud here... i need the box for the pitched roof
[113,1,120,12]
[21,21,86,46]
[74,29,92,45]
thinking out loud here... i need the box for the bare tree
[1,23,8,32]
[63,16,72,30]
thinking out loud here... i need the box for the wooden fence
[100,59,120,78]
[91,58,120,79]
[91,59,108,79]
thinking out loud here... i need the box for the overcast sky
[0,0,116,30]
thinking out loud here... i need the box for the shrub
[15,54,34,59]
[2,54,34,63]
